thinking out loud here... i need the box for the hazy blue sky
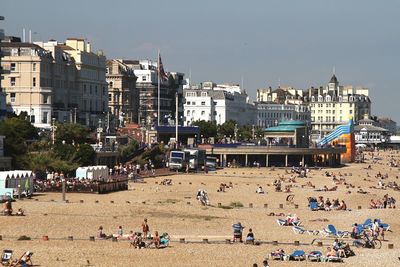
[2,0,400,121]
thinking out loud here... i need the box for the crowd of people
[97,218,169,249]
[309,196,348,211]
[369,194,396,209]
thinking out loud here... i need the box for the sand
[1,150,400,266]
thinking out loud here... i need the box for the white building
[256,102,310,128]
[184,82,256,126]
[0,18,7,119]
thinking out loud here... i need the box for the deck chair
[276,219,287,226]
[323,224,349,238]
[1,249,13,265]
[289,250,306,261]
[292,226,306,234]
[270,250,285,260]
[310,201,319,211]
[362,218,373,229]
[307,251,322,262]
[325,256,343,263]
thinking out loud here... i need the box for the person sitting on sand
[336,200,347,210]
[246,228,255,244]
[369,199,377,209]
[116,225,123,238]
[330,199,340,209]
[97,226,108,239]
[148,231,160,248]
[256,186,265,194]
[326,246,337,258]
[262,259,270,267]
[16,208,24,216]
[333,239,346,257]
[11,251,33,267]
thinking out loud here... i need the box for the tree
[238,125,253,141]
[191,120,217,139]
[119,140,139,162]
[0,117,38,168]
[72,144,96,166]
[55,123,92,145]
[218,120,236,139]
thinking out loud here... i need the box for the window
[201,111,205,115]
[43,94,49,104]
[33,63,36,71]
[33,77,36,87]
[349,110,353,114]
[10,77,16,86]
[142,76,147,81]
[187,110,190,116]
[42,112,48,124]
[10,93,16,103]
[201,101,205,105]
[10,63,16,71]
[108,94,112,102]
[95,86,98,95]
[30,115,35,123]
[192,102,196,105]
[103,87,106,95]
[83,84,87,93]
[90,85,92,95]
[186,101,190,105]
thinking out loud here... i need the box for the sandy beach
[1,150,400,266]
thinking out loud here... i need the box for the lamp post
[175,92,178,149]
[51,118,57,145]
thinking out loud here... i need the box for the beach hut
[0,170,34,200]
[75,166,108,181]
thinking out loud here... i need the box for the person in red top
[142,218,149,239]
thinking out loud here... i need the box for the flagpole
[157,49,160,126]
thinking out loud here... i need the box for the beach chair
[323,224,349,238]
[270,250,285,261]
[1,249,13,265]
[362,218,373,229]
[325,256,344,263]
[276,219,287,226]
[292,226,306,234]
[289,250,306,261]
[307,251,322,262]
[310,201,319,211]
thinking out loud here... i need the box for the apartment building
[106,59,138,125]
[307,74,371,139]
[184,82,256,126]
[0,41,55,127]
[0,18,7,118]
[63,38,108,127]
[256,102,310,128]
[129,59,181,127]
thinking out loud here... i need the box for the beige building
[1,38,108,128]
[0,42,55,127]
[63,38,108,127]
[308,74,371,139]
[106,59,138,126]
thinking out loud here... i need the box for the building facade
[130,59,182,127]
[184,82,256,126]
[255,102,310,128]
[0,42,55,127]
[106,59,138,126]
[63,38,108,127]
[0,17,7,119]
[307,75,371,140]
[354,117,389,145]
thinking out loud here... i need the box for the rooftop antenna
[29,30,31,43]
[278,77,281,88]
[241,76,244,93]
[22,28,26,42]
[189,68,192,89]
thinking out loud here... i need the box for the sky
[2,0,400,122]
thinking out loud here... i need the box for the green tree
[218,120,236,138]
[191,120,218,139]
[0,117,38,168]
[72,144,96,166]
[119,139,139,162]
[238,125,253,141]
[55,123,92,145]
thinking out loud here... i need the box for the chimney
[86,42,91,53]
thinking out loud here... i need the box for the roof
[57,44,74,50]
[155,126,200,134]
[329,74,338,84]
[354,125,388,132]
[264,120,306,132]
[0,42,42,49]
